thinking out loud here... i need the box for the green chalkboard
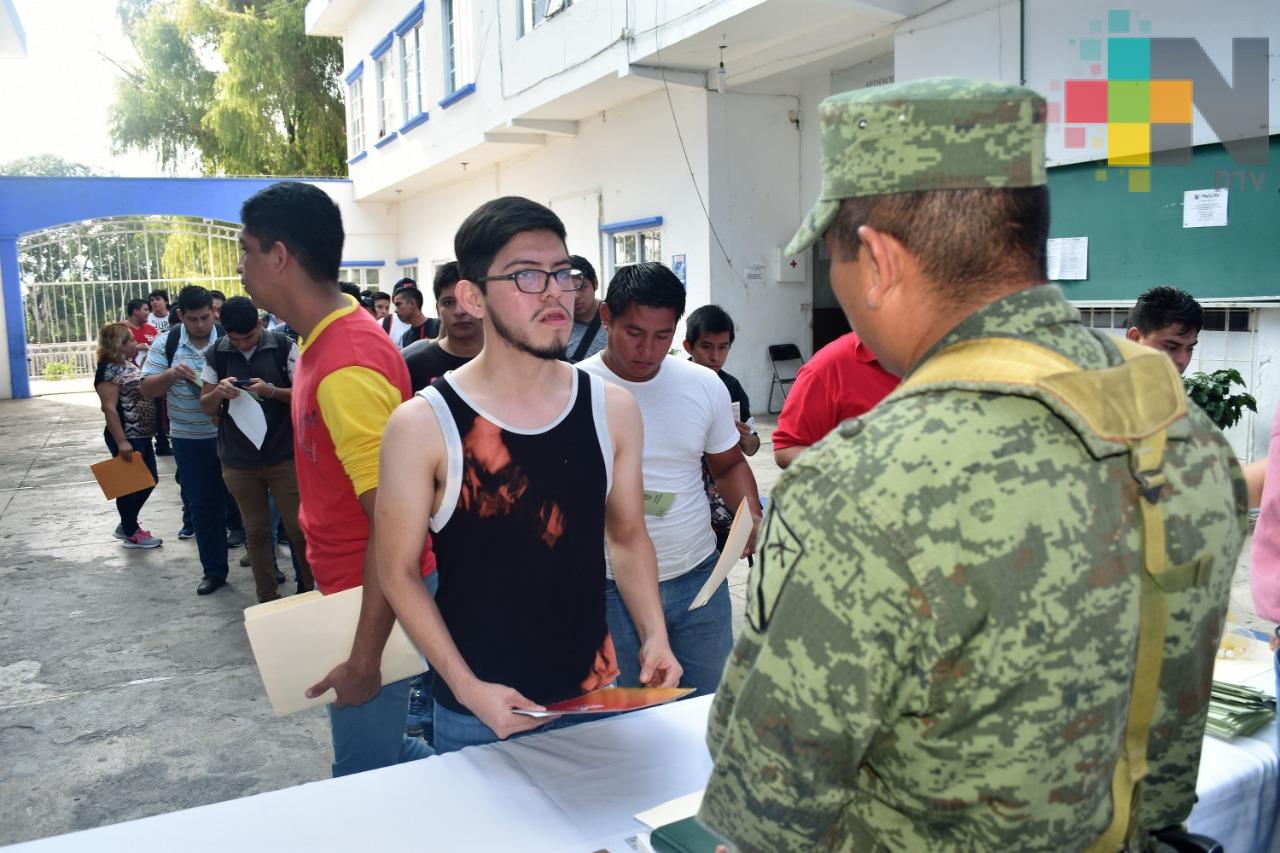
[1047,136,1279,301]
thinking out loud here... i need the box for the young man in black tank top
[376,197,680,753]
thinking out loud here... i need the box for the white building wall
[397,86,713,321]
[1253,308,1280,460]
[707,90,807,414]
[314,182,400,272]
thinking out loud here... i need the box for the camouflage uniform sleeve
[699,437,923,851]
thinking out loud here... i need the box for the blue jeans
[432,700,596,755]
[171,437,228,579]
[326,573,437,777]
[605,550,732,698]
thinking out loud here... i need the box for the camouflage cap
[786,77,1047,256]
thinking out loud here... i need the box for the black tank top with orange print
[423,369,618,714]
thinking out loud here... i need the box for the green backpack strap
[895,335,1195,851]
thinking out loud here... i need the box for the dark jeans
[103,432,158,537]
[171,437,228,578]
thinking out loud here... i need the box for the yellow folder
[91,453,157,501]
[243,587,428,717]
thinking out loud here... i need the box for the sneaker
[226,528,245,548]
[123,529,162,549]
[178,526,195,540]
[113,524,126,540]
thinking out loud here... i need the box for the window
[339,267,381,288]
[520,0,572,36]
[347,75,365,156]
[401,264,418,282]
[611,229,662,270]
[444,0,474,94]
[375,53,396,138]
[400,23,423,120]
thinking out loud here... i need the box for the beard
[488,305,567,361]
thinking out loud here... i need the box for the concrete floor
[0,392,1270,846]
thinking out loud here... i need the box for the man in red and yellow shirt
[238,181,434,777]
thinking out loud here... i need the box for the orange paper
[91,454,156,500]
[513,686,694,717]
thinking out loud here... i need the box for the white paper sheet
[689,498,752,610]
[228,393,268,450]
[1183,188,1229,228]
[634,790,705,830]
[1046,237,1088,280]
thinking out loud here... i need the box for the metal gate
[20,216,245,382]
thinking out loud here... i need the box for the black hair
[831,186,1050,303]
[454,196,567,290]
[372,291,391,302]
[125,298,148,317]
[209,290,226,303]
[339,282,363,302]
[568,255,598,289]
[392,277,416,293]
[604,262,686,323]
[176,285,213,314]
[433,262,462,301]
[395,286,424,308]
[1128,286,1204,335]
[685,304,735,345]
[240,181,345,283]
[220,296,259,334]
[147,289,169,305]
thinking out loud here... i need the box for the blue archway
[0,176,351,398]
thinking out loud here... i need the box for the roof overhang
[304,0,362,38]
[1,0,28,58]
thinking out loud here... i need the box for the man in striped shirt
[141,286,230,596]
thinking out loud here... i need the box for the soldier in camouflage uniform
[698,78,1247,850]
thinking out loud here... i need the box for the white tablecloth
[1187,661,1279,853]
[8,686,1277,852]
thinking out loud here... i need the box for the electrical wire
[646,0,747,288]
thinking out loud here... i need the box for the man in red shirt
[237,181,435,777]
[124,298,159,367]
[771,332,900,469]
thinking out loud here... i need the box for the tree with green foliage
[110,0,347,177]
[0,155,100,177]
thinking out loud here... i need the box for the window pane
[366,269,379,286]
[614,234,637,266]
[642,230,662,263]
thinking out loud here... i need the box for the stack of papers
[1205,681,1276,740]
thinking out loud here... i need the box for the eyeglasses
[476,268,585,295]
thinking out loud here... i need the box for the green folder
[650,816,724,853]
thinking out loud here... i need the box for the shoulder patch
[748,503,805,632]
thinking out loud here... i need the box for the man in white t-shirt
[381,278,416,345]
[580,262,762,697]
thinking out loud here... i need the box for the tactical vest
[893,334,1201,852]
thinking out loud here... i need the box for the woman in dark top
[94,322,162,549]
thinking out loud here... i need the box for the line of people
[87,78,1254,851]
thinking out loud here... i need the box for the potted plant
[1184,368,1257,430]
